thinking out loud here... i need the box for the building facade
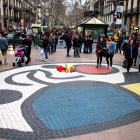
[0,0,40,32]
[83,0,140,36]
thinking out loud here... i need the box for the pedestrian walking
[79,33,83,53]
[106,37,116,69]
[49,33,55,54]
[137,42,140,74]
[87,34,93,53]
[0,34,8,65]
[134,38,139,66]
[59,32,63,48]
[21,35,32,65]
[37,35,44,60]
[73,34,81,58]
[125,39,136,73]
[83,35,88,53]
[43,36,51,62]
[96,37,106,67]
[65,33,72,57]
[53,34,58,53]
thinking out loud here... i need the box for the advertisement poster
[116,6,123,25]
[32,28,38,34]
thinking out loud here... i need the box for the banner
[116,6,123,25]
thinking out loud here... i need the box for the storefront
[78,17,108,42]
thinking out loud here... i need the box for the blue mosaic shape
[33,87,140,130]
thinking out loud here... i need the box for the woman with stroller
[21,35,32,65]
[37,35,44,60]
[43,36,51,62]
[96,37,107,67]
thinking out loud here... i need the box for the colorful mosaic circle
[0,63,140,140]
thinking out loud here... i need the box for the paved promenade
[0,45,140,140]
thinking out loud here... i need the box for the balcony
[9,4,12,9]
[3,0,8,7]
[14,6,20,11]
[4,15,8,20]
[25,17,30,21]
[9,16,14,21]
[14,17,20,22]
[31,19,35,23]
[124,8,139,16]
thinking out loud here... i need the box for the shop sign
[116,6,123,25]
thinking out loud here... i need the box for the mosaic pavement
[0,63,140,140]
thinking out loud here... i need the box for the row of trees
[39,0,84,27]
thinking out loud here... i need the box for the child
[137,42,140,74]
[14,48,24,62]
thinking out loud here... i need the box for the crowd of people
[0,29,140,74]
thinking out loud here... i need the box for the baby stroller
[13,46,26,67]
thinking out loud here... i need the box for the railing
[9,16,14,20]
[14,17,20,22]
[3,15,8,20]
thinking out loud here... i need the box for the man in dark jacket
[0,34,8,65]
[22,35,32,65]
[73,34,81,58]
[125,39,136,73]
[65,33,72,57]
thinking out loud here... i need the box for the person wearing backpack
[106,37,116,69]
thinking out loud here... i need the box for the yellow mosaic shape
[122,83,140,96]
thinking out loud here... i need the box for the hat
[17,48,22,51]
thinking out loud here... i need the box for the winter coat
[96,41,106,57]
[48,37,55,45]
[0,37,8,51]
[108,42,116,54]
[137,47,140,65]
[65,35,72,47]
[73,38,81,48]
[125,44,136,59]
[43,39,51,51]
[22,39,32,56]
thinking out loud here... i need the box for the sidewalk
[0,45,140,140]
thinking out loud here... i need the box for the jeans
[67,44,71,56]
[106,54,114,67]
[74,47,80,57]
[39,47,44,59]
[60,40,63,47]
[97,55,102,65]
[116,44,121,53]
[44,48,49,59]
[51,45,54,53]
[89,44,93,53]
[15,57,21,62]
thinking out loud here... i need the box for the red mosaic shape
[76,65,114,74]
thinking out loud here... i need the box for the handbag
[40,49,44,54]
[123,60,128,69]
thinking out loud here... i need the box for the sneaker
[41,58,44,61]
[44,59,48,62]
[67,55,71,57]
[109,67,112,69]
[96,65,99,68]
[106,65,109,68]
